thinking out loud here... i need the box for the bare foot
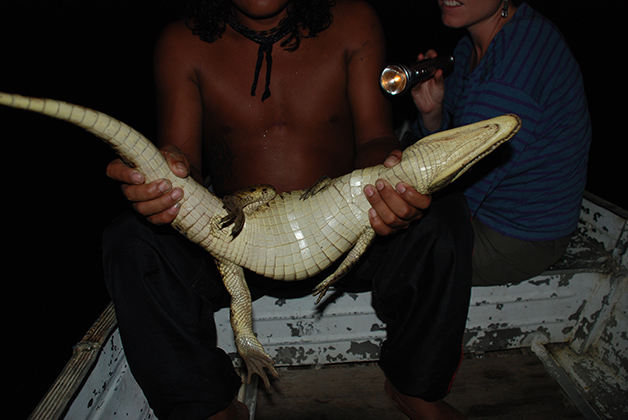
[385,379,466,420]
[206,399,249,420]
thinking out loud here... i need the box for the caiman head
[400,114,521,194]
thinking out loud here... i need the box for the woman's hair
[184,0,336,51]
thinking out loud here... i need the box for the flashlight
[380,55,455,96]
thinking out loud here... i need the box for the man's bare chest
[198,36,348,104]
[198,51,350,141]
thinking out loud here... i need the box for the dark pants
[103,191,473,419]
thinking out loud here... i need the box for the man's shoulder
[333,0,377,13]
[332,0,381,25]
[158,19,198,44]
[155,18,213,65]
[327,0,384,46]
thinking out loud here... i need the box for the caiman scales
[0,92,521,386]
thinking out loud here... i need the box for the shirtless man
[112,0,424,230]
[105,0,471,419]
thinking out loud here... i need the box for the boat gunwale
[28,302,117,420]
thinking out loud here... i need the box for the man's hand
[364,150,431,236]
[105,145,190,225]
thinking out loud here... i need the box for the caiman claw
[236,335,279,387]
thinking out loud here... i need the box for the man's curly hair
[185,0,336,51]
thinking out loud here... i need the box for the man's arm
[154,21,205,182]
[341,0,431,235]
[105,21,201,225]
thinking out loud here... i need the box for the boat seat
[216,205,620,366]
[546,229,613,273]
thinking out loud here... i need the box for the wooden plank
[450,350,587,420]
[255,363,406,420]
[254,349,586,420]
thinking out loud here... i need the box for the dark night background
[0,1,619,418]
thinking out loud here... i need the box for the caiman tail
[0,92,225,243]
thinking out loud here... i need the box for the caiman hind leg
[220,184,277,239]
[215,258,278,387]
[313,228,376,303]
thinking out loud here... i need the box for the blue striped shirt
[412,2,591,241]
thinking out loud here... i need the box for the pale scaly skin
[0,92,521,387]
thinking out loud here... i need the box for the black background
[0,1,619,418]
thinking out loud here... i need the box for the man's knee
[103,211,152,252]
[101,211,170,293]
[426,191,473,248]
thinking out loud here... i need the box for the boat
[27,190,627,420]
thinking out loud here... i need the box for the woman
[409,0,591,286]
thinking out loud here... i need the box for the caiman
[0,92,521,386]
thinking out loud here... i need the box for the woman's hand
[411,50,446,132]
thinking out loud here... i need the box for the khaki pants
[471,217,572,286]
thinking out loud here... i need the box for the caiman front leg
[220,185,277,239]
[215,258,278,387]
[313,228,377,303]
[300,175,332,200]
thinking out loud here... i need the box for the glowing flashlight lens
[380,66,407,95]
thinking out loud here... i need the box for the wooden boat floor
[255,348,586,420]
